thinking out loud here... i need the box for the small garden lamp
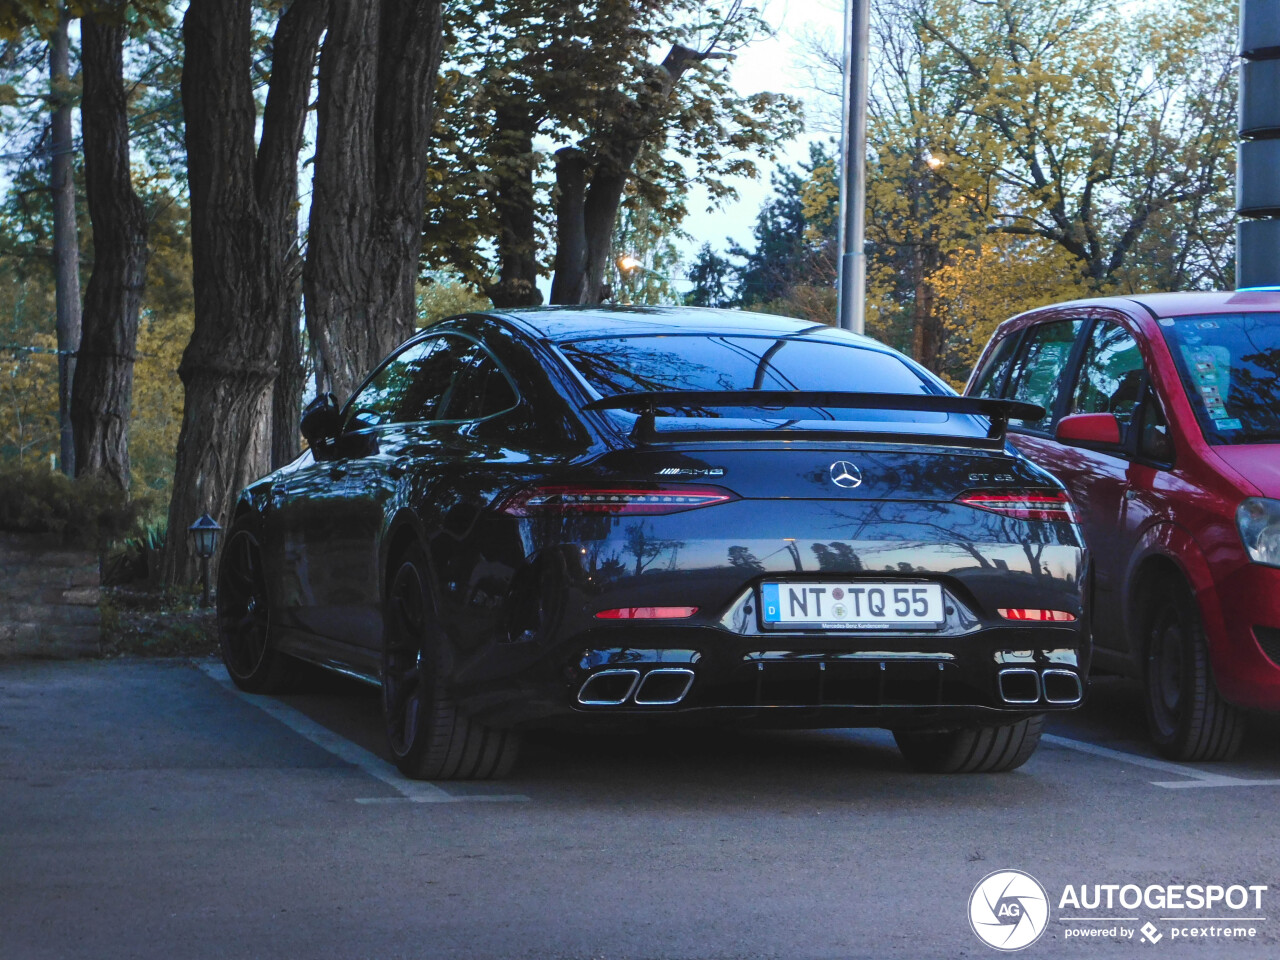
[189,513,221,608]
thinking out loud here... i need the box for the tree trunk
[304,0,379,403]
[911,272,940,372]
[165,0,271,588]
[271,255,305,469]
[306,0,444,404]
[49,8,80,477]
[164,0,326,588]
[485,106,543,308]
[73,14,150,491]
[549,147,587,305]
[368,0,445,351]
[257,0,329,467]
[579,167,629,304]
[550,44,704,305]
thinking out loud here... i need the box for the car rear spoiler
[582,390,1044,447]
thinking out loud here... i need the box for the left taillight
[955,489,1077,523]
[498,483,738,517]
[595,606,698,620]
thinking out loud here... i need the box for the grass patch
[99,586,219,658]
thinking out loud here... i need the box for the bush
[0,465,148,550]
[102,518,166,586]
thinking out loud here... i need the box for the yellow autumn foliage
[851,0,1235,381]
[129,308,190,494]
[0,332,60,467]
[933,236,1094,383]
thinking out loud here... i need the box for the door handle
[329,465,347,480]
[1124,487,1138,501]
[388,457,412,479]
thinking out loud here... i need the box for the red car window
[1070,322,1144,424]
[1005,320,1084,430]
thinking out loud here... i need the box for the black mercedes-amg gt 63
[218,307,1089,780]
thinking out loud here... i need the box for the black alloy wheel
[216,526,292,693]
[383,554,430,760]
[893,715,1044,773]
[1143,584,1244,762]
[382,544,521,780]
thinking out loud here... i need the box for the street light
[189,513,221,608]
[615,254,683,305]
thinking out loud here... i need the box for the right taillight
[998,608,1078,622]
[498,483,738,517]
[955,489,1077,523]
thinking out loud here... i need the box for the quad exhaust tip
[633,668,696,705]
[577,668,640,706]
[1042,668,1084,704]
[997,667,1041,704]
[997,667,1083,705]
[577,667,695,706]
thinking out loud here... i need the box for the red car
[965,290,1280,760]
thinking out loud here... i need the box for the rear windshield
[560,334,932,395]
[1158,313,1280,445]
[558,334,986,436]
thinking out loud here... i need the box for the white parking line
[1043,733,1280,789]
[196,661,529,803]
[1149,779,1280,790]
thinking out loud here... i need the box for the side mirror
[300,393,342,446]
[1055,412,1122,448]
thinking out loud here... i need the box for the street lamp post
[837,0,871,334]
[189,514,222,608]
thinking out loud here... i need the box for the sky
[2,3,849,301]
[671,0,847,274]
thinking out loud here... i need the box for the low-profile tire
[216,524,293,693]
[382,544,521,780]
[894,715,1044,773]
[1143,584,1245,762]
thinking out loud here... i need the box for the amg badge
[657,466,726,477]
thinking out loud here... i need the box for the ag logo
[828,460,863,489]
[968,869,1049,951]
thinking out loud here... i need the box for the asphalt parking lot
[2,658,1279,960]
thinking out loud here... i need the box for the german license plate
[759,582,944,628]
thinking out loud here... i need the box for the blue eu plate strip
[760,583,781,622]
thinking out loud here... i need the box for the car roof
[1120,290,1280,318]
[1009,290,1280,325]
[482,305,888,346]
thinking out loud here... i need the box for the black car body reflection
[218,307,1090,779]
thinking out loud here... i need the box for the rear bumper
[463,621,1088,729]
[446,497,1088,728]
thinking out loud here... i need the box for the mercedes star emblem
[829,460,863,489]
